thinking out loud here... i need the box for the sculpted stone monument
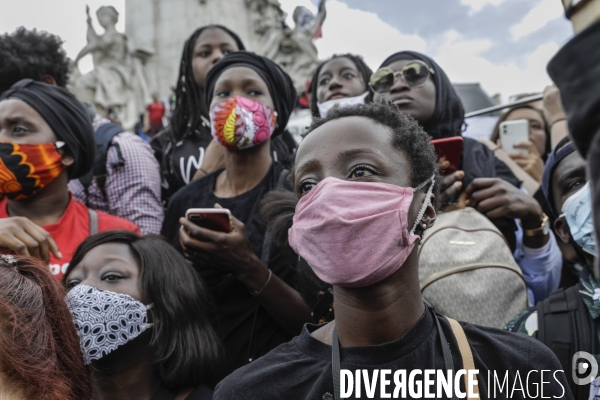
[71,5,151,129]
[255,0,327,92]
[71,1,327,129]
[125,0,326,96]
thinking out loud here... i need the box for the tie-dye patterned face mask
[0,142,65,200]
[210,96,277,151]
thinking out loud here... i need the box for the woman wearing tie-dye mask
[162,51,312,378]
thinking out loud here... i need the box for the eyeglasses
[369,60,435,93]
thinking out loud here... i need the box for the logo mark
[572,351,598,385]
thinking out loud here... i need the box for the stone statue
[71,5,151,130]
[253,0,327,92]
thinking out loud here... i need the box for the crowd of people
[0,2,599,399]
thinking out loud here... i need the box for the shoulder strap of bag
[479,138,540,195]
[447,317,480,400]
[537,285,591,400]
[80,123,125,194]
[88,208,99,236]
[94,123,125,191]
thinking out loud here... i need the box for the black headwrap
[378,52,521,249]
[0,79,95,179]
[205,51,297,137]
[378,51,465,140]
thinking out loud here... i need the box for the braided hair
[170,25,245,141]
[308,54,373,117]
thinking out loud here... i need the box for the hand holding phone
[500,120,529,154]
[185,208,233,233]
[431,137,463,176]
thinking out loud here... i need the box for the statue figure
[252,0,327,92]
[71,5,151,129]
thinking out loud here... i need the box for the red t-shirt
[0,196,141,281]
[147,102,165,125]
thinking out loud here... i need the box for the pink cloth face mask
[210,96,277,151]
[288,175,435,288]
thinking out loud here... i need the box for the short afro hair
[303,101,440,207]
[0,27,70,94]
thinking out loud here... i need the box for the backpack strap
[537,285,591,400]
[88,208,99,236]
[80,123,125,197]
[447,317,480,400]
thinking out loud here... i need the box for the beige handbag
[418,207,530,329]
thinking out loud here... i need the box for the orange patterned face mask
[0,142,65,200]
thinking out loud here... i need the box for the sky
[0,0,574,102]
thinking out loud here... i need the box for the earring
[421,223,427,230]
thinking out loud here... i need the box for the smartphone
[430,137,463,176]
[500,120,529,154]
[185,208,233,233]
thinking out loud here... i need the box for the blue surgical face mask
[560,182,598,257]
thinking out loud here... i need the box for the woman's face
[0,99,74,167]
[293,116,427,226]
[372,60,436,124]
[210,66,275,111]
[192,28,240,88]
[0,99,58,144]
[316,57,366,104]
[65,243,144,303]
[505,108,547,155]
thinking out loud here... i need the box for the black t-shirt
[213,309,571,399]
[152,384,213,400]
[162,162,298,378]
[151,126,214,205]
[152,126,297,205]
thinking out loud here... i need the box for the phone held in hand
[430,137,464,176]
[500,119,529,154]
[185,208,233,233]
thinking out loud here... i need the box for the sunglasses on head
[369,60,435,93]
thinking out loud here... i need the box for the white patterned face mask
[66,284,154,365]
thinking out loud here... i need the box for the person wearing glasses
[369,51,562,304]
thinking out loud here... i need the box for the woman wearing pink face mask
[213,102,570,400]
[162,51,311,379]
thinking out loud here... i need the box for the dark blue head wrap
[541,138,576,220]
